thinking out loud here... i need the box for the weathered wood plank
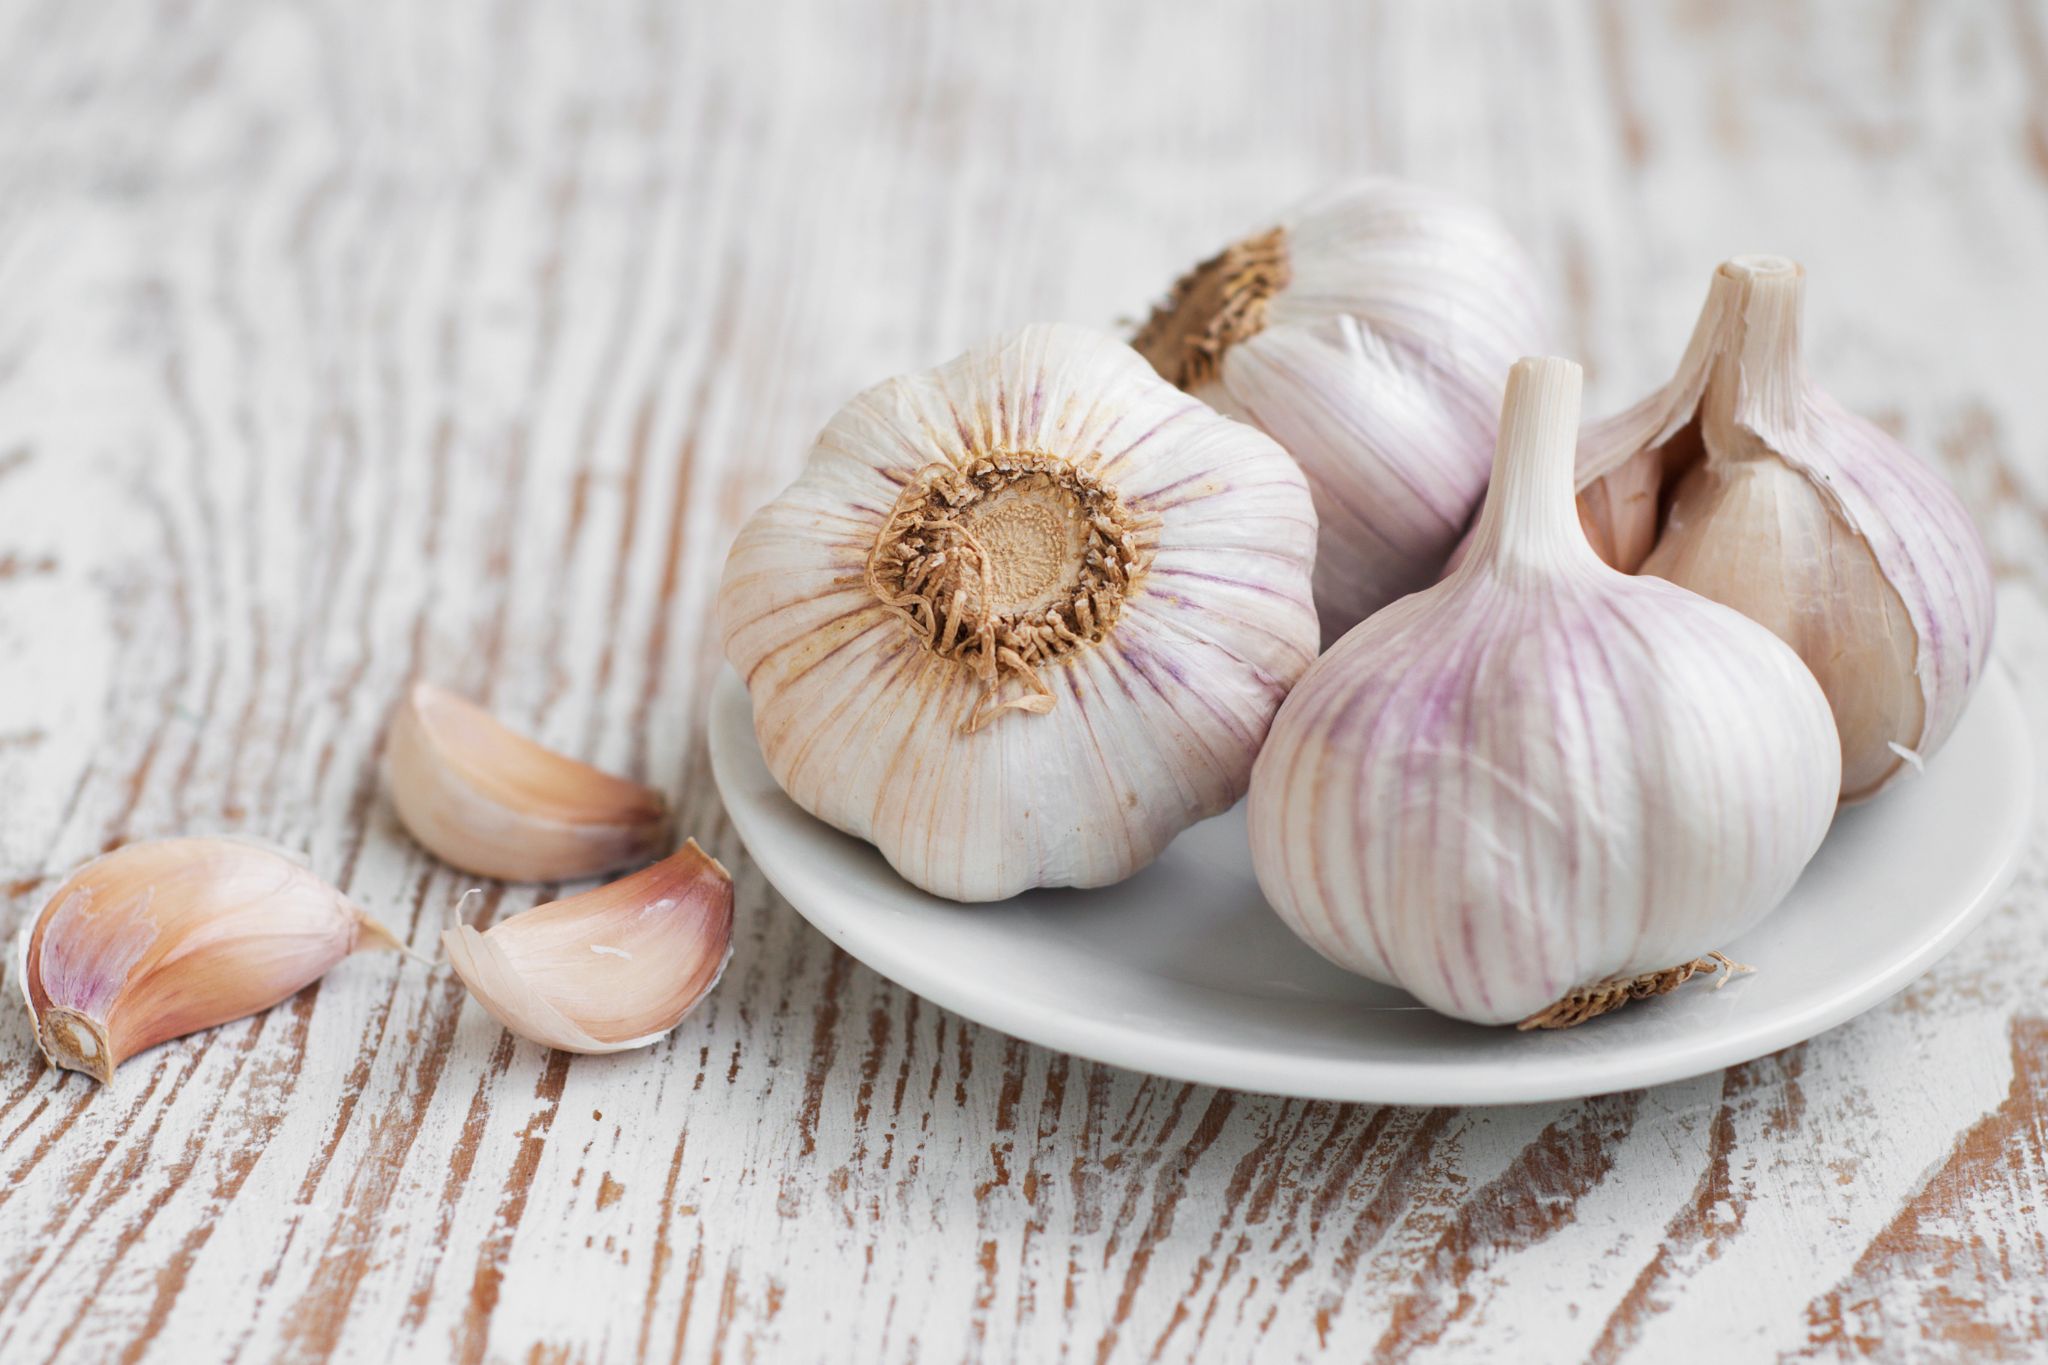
[2,1,2045,1360]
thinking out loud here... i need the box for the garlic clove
[1637,450,1922,798]
[1250,357,1841,1027]
[1575,256,1995,800]
[1133,179,1550,640]
[385,682,672,881]
[718,323,1319,902]
[441,839,733,1054]
[20,838,402,1082]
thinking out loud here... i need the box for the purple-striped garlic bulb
[1249,357,1841,1029]
[18,839,402,1082]
[1574,256,1995,801]
[1133,179,1548,643]
[718,323,1320,902]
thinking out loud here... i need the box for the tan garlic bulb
[1250,358,1841,1029]
[718,323,1320,902]
[1133,179,1549,641]
[1575,256,1996,800]
[18,838,402,1082]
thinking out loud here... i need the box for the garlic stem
[1459,356,1596,577]
[1706,256,1808,437]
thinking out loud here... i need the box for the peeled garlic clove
[1249,357,1841,1028]
[441,839,733,1054]
[1576,256,1995,801]
[385,682,672,881]
[19,838,402,1082]
[1133,179,1549,641]
[717,322,1320,902]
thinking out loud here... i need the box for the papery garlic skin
[442,840,733,1054]
[718,323,1320,902]
[21,838,400,1082]
[1249,357,1841,1027]
[1134,180,1548,641]
[386,683,672,881]
[1575,256,1995,801]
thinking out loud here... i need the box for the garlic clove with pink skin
[1133,179,1550,642]
[1573,256,1995,801]
[1249,357,1841,1029]
[385,682,672,882]
[441,840,734,1055]
[19,838,403,1083]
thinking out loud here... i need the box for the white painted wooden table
[4,2,2047,1359]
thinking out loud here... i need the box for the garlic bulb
[1132,179,1548,641]
[718,322,1320,902]
[1249,357,1841,1028]
[18,838,402,1082]
[1574,256,1995,800]
[442,840,734,1054]
[385,682,672,882]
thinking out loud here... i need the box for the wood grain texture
[2,0,2046,1359]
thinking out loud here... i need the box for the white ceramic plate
[708,668,2034,1105]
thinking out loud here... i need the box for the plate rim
[707,666,2035,1106]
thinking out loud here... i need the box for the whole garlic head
[718,323,1320,902]
[1576,256,1995,801]
[1133,179,1549,641]
[1250,357,1841,1028]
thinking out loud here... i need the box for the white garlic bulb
[719,323,1320,902]
[1133,179,1549,641]
[1249,357,1841,1028]
[1575,256,1995,801]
